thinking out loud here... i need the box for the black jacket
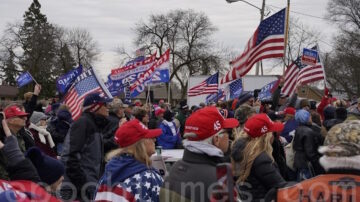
[23,94,38,119]
[293,123,324,175]
[160,149,224,202]
[232,139,287,202]
[102,112,120,154]
[61,112,107,200]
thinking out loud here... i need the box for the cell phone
[212,163,235,202]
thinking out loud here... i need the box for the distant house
[117,83,183,104]
[297,85,323,102]
[0,85,19,101]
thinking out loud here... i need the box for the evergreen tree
[19,0,58,97]
[3,50,18,86]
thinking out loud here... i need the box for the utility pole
[255,0,266,76]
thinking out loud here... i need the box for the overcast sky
[0,0,336,78]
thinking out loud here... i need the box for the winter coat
[102,112,120,154]
[157,120,181,149]
[28,123,57,158]
[231,139,288,202]
[0,127,34,180]
[0,135,41,182]
[175,111,187,136]
[23,94,38,119]
[293,123,325,175]
[160,149,224,202]
[95,154,163,201]
[61,112,107,201]
[47,110,72,145]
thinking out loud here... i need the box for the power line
[268,5,329,21]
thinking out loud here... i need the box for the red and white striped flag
[63,68,113,120]
[188,72,219,97]
[281,50,325,96]
[221,8,286,84]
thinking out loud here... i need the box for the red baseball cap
[4,106,28,119]
[284,107,296,116]
[115,119,162,148]
[244,114,284,138]
[184,106,239,141]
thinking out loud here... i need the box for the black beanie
[163,110,174,122]
[26,147,65,185]
[324,106,336,120]
[335,107,348,121]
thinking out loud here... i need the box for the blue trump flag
[258,79,280,101]
[229,79,243,100]
[56,65,83,94]
[16,71,34,88]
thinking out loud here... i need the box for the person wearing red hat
[160,106,239,202]
[0,104,36,180]
[280,107,298,145]
[94,119,163,201]
[231,113,288,202]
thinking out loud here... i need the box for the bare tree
[133,9,225,99]
[67,27,99,67]
[323,0,360,97]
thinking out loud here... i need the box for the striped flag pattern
[63,68,113,120]
[281,48,325,96]
[221,8,286,84]
[188,72,219,97]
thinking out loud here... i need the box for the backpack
[284,130,296,171]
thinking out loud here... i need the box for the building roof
[0,85,18,98]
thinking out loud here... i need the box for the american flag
[221,8,286,84]
[63,68,113,120]
[95,170,163,202]
[229,79,243,100]
[188,72,219,97]
[281,46,325,96]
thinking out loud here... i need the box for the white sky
[0,0,336,79]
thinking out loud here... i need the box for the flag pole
[316,43,327,88]
[28,71,39,85]
[167,82,171,104]
[283,0,291,75]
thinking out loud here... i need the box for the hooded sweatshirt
[95,154,163,202]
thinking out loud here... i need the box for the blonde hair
[232,132,274,183]
[105,139,152,167]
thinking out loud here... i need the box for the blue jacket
[95,154,163,201]
[157,121,181,149]
[280,119,298,143]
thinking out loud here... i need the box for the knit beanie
[25,147,65,185]
[323,106,336,120]
[295,109,310,124]
[234,105,256,124]
[29,111,48,125]
[319,120,360,157]
[335,107,347,121]
[57,109,73,123]
[163,110,174,122]
[82,93,110,112]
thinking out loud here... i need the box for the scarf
[29,123,55,148]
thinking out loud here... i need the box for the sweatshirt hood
[100,154,148,185]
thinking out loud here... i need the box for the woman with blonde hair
[95,119,163,201]
[231,114,288,202]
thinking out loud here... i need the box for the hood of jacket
[100,154,149,185]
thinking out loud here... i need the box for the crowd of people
[0,81,359,202]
